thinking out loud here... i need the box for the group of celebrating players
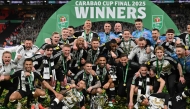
[0,18,190,109]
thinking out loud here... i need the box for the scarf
[87,48,100,65]
[108,66,117,81]
[96,65,107,83]
[83,71,93,88]
[81,31,93,42]
[71,49,84,67]
[42,55,56,81]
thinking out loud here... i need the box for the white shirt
[128,45,151,64]
[0,61,17,75]
[14,45,39,70]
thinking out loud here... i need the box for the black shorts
[55,69,64,82]
[17,89,32,98]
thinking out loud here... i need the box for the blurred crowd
[162,5,190,33]
[2,4,190,46]
[16,8,57,43]
[3,8,57,46]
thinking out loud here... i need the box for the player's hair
[97,55,106,60]
[140,64,148,69]
[176,44,186,50]
[25,38,33,42]
[135,18,143,22]
[104,22,111,26]
[155,46,165,53]
[152,28,160,32]
[119,53,128,58]
[91,37,99,42]
[166,28,175,34]
[109,39,117,44]
[84,61,92,65]
[62,28,68,31]
[138,37,146,41]
[68,26,74,29]
[2,51,12,59]
[85,19,92,24]
[63,44,71,48]
[23,58,33,65]
[52,31,59,36]
[44,44,53,50]
[123,29,131,33]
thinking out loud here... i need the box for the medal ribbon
[156,57,164,79]
[62,54,67,75]
[123,62,129,85]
